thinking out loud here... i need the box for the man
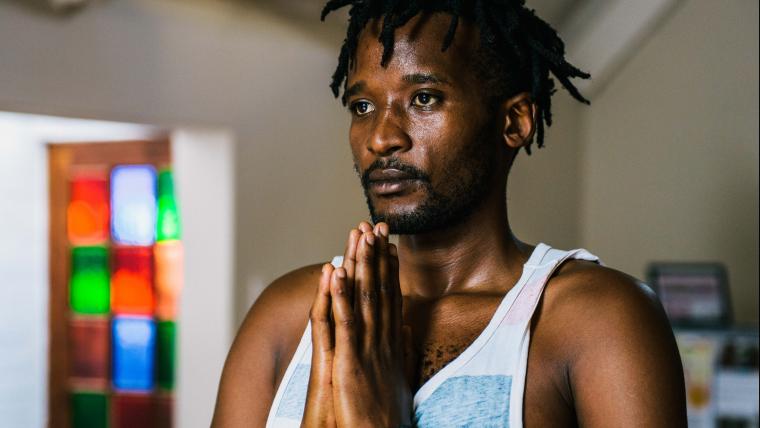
[213,1,686,426]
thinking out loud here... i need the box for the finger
[305,264,335,425]
[341,228,361,299]
[354,231,377,351]
[310,263,335,356]
[375,223,394,350]
[357,220,373,234]
[330,267,358,356]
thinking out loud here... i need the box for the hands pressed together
[302,222,415,428]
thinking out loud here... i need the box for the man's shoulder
[538,259,673,356]
[547,260,659,312]
[259,263,326,306]
[234,262,327,357]
[535,262,686,425]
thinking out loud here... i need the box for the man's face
[346,13,504,234]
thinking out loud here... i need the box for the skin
[212,13,686,428]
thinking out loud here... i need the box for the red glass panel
[67,173,109,245]
[69,317,109,385]
[112,246,154,315]
[113,393,155,428]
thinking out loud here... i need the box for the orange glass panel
[112,246,154,315]
[67,173,109,245]
[154,241,183,320]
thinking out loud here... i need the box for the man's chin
[370,208,449,235]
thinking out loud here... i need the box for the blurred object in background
[50,141,182,427]
[649,263,732,329]
[650,262,759,428]
[677,330,759,428]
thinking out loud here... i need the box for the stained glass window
[66,163,181,427]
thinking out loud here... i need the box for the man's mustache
[359,158,431,189]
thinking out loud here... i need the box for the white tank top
[266,243,600,427]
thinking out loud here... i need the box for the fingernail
[366,233,375,246]
[335,268,346,279]
[380,223,389,238]
[389,244,398,257]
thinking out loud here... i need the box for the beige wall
[510,91,584,249]
[580,0,759,323]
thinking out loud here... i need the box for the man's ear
[501,92,536,150]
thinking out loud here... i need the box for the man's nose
[368,107,411,156]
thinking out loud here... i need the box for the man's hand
[330,222,413,427]
[303,227,362,427]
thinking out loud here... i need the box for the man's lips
[367,169,420,195]
[368,168,415,181]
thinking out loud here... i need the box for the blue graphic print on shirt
[415,375,512,428]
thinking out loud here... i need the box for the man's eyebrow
[403,73,450,85]
[344,81,366,101]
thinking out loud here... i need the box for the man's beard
[358,141,495,235]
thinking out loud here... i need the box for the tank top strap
[502,244,600,326]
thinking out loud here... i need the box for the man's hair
[321,0,590,153]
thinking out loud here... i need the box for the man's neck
[395,191,530,300]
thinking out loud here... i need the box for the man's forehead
[349,13,480,81]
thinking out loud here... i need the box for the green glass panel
[156,169,181,241]
[157,168,174,198]
[157,321,176,390]
[71,391,108,428]
[70,246,110,314]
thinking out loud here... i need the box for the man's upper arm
[211,264,323,427]
[563,268,687,427]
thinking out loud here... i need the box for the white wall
[172,129,236,428]
[580,0,759,323]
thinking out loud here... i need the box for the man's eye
[351,101,375,116]
[412,93,439,107]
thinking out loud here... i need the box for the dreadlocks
[321,0,590,154]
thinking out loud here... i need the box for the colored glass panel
[112,246,154,315]
[68,174,109,245]
[113,316,156,391]
[157,321,176,390]
[157,169,181,241]
[111,165,156,246]
[154,241,183,320]
[70,246,110,314]
[113,393,155,428]
[69,318,109,382]
[71,391,108,428]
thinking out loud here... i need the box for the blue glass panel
[111,165,157,246]
[112,316,156,391]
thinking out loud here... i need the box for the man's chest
[405,294,576,425]
[404,294,503,388]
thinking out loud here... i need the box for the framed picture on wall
[647,262,732,329]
